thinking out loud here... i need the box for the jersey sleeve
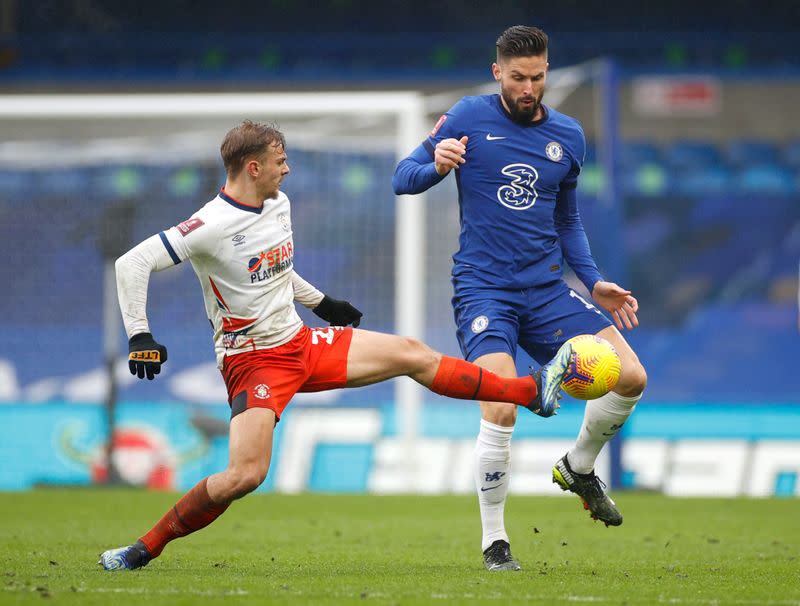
[292,271,324,309]
[160,213,220,262]
[554,185,603,294]
[560,123,586,190]
[115,233,180,338]
[426,97,470,146]
[392,98,470,195]
[116,212,220,338]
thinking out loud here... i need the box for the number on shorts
[311,328,334,345]
[569,290,603,316]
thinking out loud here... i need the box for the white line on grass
[429,593,800,605]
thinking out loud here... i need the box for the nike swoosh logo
[480,485,503,492]
[486,134,506,141]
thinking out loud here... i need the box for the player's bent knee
[227,467,268,499]
[400,336,440,374]
[617,361,647,397]
[482,402,518,426]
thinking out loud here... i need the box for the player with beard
[393,26,647,571]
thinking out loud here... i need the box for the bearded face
[493,55,548,124]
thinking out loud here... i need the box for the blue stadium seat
[734,165,795,195]
[37,168,89,196]
[673,165,733,196]
[620,164,671,197]
[0,170,27,193]
[617,140,668,196]
[664,140,722,171]
[88,165,149,199]
[619,141,662,167]
[584,141,597,164]
[624,210,673,255]
[165,166,205,199]
[782,140,800,169]
[726,139,780,168]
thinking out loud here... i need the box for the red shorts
[221,326,353,420]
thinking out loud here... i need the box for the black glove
[313,295,363,328]
[128,332,168,380]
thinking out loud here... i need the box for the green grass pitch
[1,490,798,605]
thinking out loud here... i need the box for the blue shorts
[452,280,613,365]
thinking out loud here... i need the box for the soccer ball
[561,334,621,400]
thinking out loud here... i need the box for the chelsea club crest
[545,141,563,162]
[471,315,489,334]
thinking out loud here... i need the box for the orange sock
[140,477,230,558]
[429,356,537,406]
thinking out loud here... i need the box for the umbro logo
[486,134,506,141]
[232,234,246,246]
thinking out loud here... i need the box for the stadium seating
[0,138,797,403]
[4,3,798,83]
[725,139,781,168]
[663,140,722,171]
[782,139,800,169]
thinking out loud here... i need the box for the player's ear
[246,159,260,178]
[491,62,501,81]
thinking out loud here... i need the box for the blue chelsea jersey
[398,94,599,291]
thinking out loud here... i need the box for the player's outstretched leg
[552,453,622,526]
[98,540,152,571]
[527,339,575,417]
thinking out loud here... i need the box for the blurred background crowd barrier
[0,0,798,496]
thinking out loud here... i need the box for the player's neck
[221,182,264,209]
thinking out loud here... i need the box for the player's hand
[313,295,363,328]
[434,136,468,176]
[128,332,168,380]
[591,281,639,331]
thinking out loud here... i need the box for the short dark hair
[496,26,548,60]
[220,120,286,176]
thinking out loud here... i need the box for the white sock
[474,419,514,552]
[567,391,642,474]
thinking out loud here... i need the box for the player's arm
[116,217,212,379]
[554,185,639,330]
[292,271,362,328]
[392,101,469,195]
[392,142,448,195]
[115,233,178,379]
[392,136,470,194]
[553,184,603,294]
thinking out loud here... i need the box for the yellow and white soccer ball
[561,334,621,400]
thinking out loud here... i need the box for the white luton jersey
[160,189,312,367]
